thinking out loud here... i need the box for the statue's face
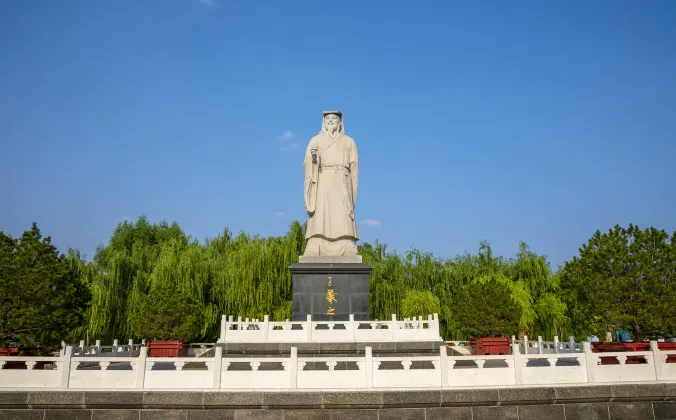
[324,114,341,131]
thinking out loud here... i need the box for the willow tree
[360,241,409,320]
[509,242,566,340]
[209,222,303,323]
[401,290,440,320]
[85,217,305,341]
[85,216,189,340]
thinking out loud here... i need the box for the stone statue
[300,110,361,262]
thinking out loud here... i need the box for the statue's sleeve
[303,140,317,215]
[349,138,358,207]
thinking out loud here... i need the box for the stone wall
[1,383,675,419]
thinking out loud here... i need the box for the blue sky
[1,0,675,268]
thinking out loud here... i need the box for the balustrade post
[263,315,270,341]
[432,314,441,338]
[537,336,543,354]
[212,347,223,389]
[440,345,448,387]
[553,336,559,354]
[290,347,298,388]
[365,346,373,388]
[349,314,355,341]
[582,342,595,383]
[569,336,576,352]
[59,346,73,389]
[522,336,529,355]
[306,315,313,342]
[79,340,85,355]
[219,315,227,342]
[511,344,523,385]
[391,314,397,341]
[650,341,665,381]
[135,347,148,389]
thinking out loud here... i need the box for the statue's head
[322,111,343,135]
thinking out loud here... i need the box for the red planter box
[591,342,676,364]
[0,348,18,356]
[147,340,189,357]
[658,342,676,363]
[469,337,511,355]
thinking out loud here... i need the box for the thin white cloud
[200,0,215,6]
[280,143,298,151]
[277,129,294,140]
[273,212,288,218]
[360,219,382,227]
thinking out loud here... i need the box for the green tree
[449,279,521,338]
[560,224,676,340]
[510,242,566,340]
[128,285,204,342]
[85,216,304,341]
[80,216,674,343]
[0,224,88,349]
[401,290,440,319]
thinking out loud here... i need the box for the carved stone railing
[65,339,144,358]
[218,313,443,343]
[510,335,583,355]
[1,342,675,390]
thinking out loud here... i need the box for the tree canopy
[1,219,673,345]
[0,224,89,348]
[559,224,676,340]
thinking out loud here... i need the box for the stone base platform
[298,255,363,264]
[2,383,674,419]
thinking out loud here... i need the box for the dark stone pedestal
[290,263,372,322]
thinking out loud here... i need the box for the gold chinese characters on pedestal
[326,276,337,315]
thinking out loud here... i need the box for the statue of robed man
[301,110,360,259]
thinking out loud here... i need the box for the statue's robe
[303,131,359,256]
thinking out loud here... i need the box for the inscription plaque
[289,263,372,321]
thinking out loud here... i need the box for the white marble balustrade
[66,339,144,358]
[1,342,675,390]
[218,313,442,343]
[511,335,583,355]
